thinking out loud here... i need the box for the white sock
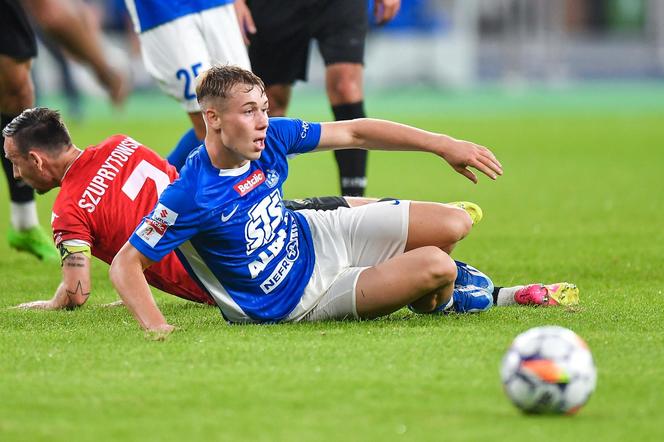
[10,201,39,230]
[496,285,525,307]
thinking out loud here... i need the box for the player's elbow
[109,244,147,292]
[66,292,89,309]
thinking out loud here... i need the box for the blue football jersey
[125,0,235,33]
[130,118,322,323]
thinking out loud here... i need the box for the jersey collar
[61,148,84,181]
[217,160,251,177]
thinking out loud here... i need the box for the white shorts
[285,200,411,322]
[138,4,251,113]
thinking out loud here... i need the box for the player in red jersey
[3,107,213,309]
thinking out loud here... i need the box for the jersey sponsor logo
[300,121,310,139]
[259,219,300,293]
[246,190,299,282]
[78,137,141,213]
[248,228,287,279]
[136,203,179,247]
[220,205,239,222]
[233,170,265,196]
[245,189,283,255]
[265,169,279,188]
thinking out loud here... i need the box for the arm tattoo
[64,254,86,268]
[66,280,90,307]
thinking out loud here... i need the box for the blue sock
[168,128,201,171]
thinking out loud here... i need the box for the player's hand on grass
[234,0,256,45]
[144,324,176,341]
[440,137,503,184]
[374,0,401,25]
[100,300,124,308]
[11,300,57,310]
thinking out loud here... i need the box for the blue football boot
[408,261,494,314]
[450,260,494,313]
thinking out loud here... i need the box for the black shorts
[247,0,367,86]
[0,0,37,59]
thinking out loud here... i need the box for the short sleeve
[129,184,201,262]
[52,208,92,247]
[267,118,321,155]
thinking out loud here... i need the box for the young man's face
[3,137,53,194]
[218,83,269,162]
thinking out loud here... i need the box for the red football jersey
[51,135,214,305]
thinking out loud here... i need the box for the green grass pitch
[1,84,663,441]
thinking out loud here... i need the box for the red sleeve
[51,195,93,247]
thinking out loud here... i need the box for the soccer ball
[500,326,597,415]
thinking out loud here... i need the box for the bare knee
[325,63,363,104]
[419,247,457,292]
[266,85,291,116]
[0,65,34,112]
[449,208,473,242]
[408,248,457,313]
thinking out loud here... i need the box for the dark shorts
[247,0,367,86]
[0,0,37,59]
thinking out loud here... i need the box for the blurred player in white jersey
[124,0,251,169]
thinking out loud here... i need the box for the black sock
[283,196,350,211]
[331,102,367,196]
[492,286,503,306]
[1,113,34,203]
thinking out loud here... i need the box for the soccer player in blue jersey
[109,65,507,335]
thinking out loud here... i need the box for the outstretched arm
[316,119,503,184]
[109,242,174,335]
[14,251,91,310]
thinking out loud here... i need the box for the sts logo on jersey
[245,190,283,256]
[136,203,179,247]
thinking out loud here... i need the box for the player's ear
[203,107,222,131]
[28,151,44,171]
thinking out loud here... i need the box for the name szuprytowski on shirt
[78,137,140,213]
[136,203,179,247]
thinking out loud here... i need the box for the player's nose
[256,111,268,129]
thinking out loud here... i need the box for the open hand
[144,324,176,341]
[441,138,503,183]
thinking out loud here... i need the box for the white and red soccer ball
[501,326,597,415]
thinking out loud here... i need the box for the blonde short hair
[196,65,265,105]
